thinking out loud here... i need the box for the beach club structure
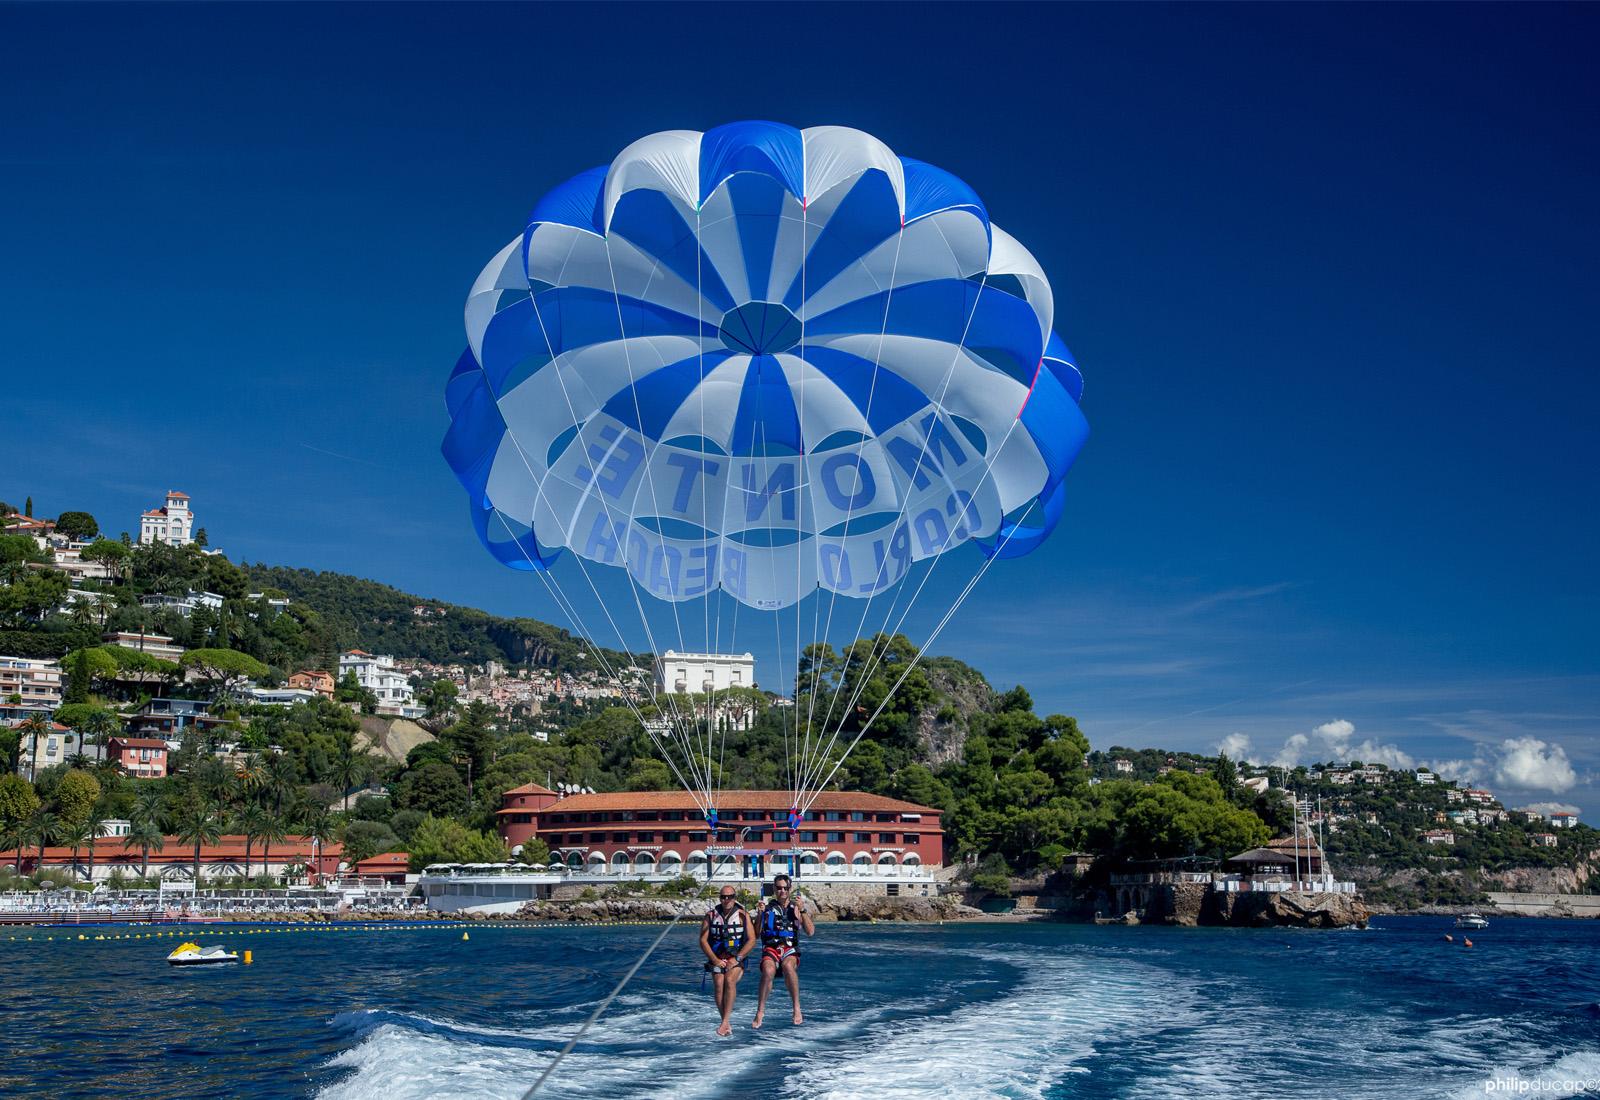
[418,785,946,915]
[496,784,944,878]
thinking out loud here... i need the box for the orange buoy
[1463,938,1473,948]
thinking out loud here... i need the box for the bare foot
[751,1011,764,1030]
[716,1021,732,1037]
[792,1010,804,1025]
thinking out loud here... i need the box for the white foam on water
[781,949,1188,1100]
[318,991,735,1100]
[1450,1049,1600,1099]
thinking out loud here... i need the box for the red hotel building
[496,785,945,875]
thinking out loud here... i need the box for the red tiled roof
[142,510,167,517]
[108,737,168,749]
[0,834,343,864]
[503,782,557,796]
[166,491,189,499]
[534,789,941,816]
[344,649,371,657]
[355,852,410,870]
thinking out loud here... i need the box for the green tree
[393,761,470,818]
[59,820,91,878]
[236,805,268,879]
[257,812,289,882]
[334,671,378,714]
[84,806,110,882]
[16,715,50,781]
[174,803,222,886]
[0,774,40,827]
[54,511,99,541]
[54,769,101,827]
[127,816,165,880]
[80,538,130,582]
[341,820,402,866]
[27,809,62,870]
[404,814,507,871]
[179,649,270,700]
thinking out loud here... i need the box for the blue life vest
[705,903,746,954]
[760,900,799,947]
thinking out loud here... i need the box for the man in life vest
[752,873,814,1028]
[699,885,754,1036]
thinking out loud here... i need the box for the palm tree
[17,715,49,781]
[2,823,25,873]
[59,821,91,880]
[174,804,222,888]
[257,812,288,885]
[127,817,165,881]
[236,805,268,879]
[297,804,337,883]
[28,810,61,872]
[84,807,110,883]
[265,753,297,815]
[331,746,366,812]
[235,753,268,798]
[80,709,120,763]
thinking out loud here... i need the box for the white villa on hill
[339,650,423,718]
[139,490,194,546]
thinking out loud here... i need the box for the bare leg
[710,968,731,1036]
[718,961,742,1036]
[753,955,776,1028]
[781,956,802,1024]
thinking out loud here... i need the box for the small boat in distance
[1455,913,1489,930]
[166,942,239,966]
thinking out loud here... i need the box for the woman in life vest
[752,873,815,1028]
[699,885,754,1036]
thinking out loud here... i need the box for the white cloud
[1430,759,1479,785]
[1269,719,1414,770]
[1215,732,1255,763]
[1515,801,1580,817]
[1491,738,1576,793]
[1423,738,1578,796]
[1272,733,1309,768]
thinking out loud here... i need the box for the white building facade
[139,491,194,546]
[339,650,422,717]
[655,651,756,695]
[0,656,64,714]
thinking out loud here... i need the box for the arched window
[586,851,607,872]
[852,852,872,875]
[611,851,631,871]
[824,851,846,873]
[877,852,898,874]
[634,852,656,873]
[566,851,584,870]
[659,851,683,870]
[799,851,820,867]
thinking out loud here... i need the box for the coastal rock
[1218,890,1369,929]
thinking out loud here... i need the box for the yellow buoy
[243,950,253,965]
[462,931,470,941]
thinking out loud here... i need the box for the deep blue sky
[4,4,1596,811]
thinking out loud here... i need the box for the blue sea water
[2,916,1597,1099]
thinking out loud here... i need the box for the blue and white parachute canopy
[443,122,1088,611]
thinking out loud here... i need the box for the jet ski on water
[166,941,239,966]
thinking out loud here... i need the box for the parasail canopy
[443,122,1089,816]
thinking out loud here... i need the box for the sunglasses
[719,894,736,900]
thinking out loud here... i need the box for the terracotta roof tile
[503,782,557,796]
[536,789,940,816]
